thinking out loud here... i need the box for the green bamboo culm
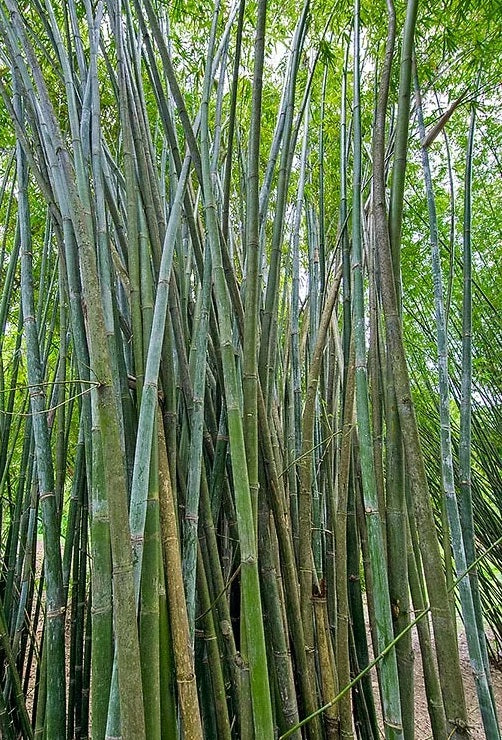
[15,81,66,740]
[461,91,500,732]
[351,3,403,736]
[199,1,274,734]
[375,2,414,732]
[183,241,212,636]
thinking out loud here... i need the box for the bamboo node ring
[47,606,66,618]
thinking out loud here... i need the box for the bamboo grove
[0,0,501,738]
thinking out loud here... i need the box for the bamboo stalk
[352,4,403,735]
[158,419,203,739]
[199,2,273,734]
[15,85,66,739]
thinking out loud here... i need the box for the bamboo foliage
[0,1,500,739]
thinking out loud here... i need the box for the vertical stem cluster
[0,3,499,740]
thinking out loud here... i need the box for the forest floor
[415,628,502,738]
[369,620,502,738]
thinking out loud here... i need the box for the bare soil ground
[414,629,502,739]
[369,623,502,738]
